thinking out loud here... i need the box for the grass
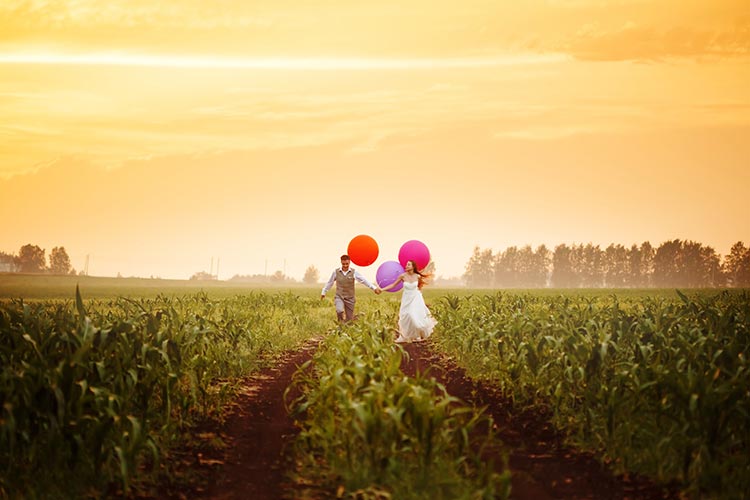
[1,273,739,302]
[0,273,320,300]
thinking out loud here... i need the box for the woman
[380,260,437,343]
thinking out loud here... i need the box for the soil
[167,338,679,500]
[162,339,319,500]
[399,341,679,500]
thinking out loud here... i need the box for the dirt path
[170,336,676,499]
[399,341,677,500]
[182,339,318,500]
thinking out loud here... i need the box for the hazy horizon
[1,0,748,281]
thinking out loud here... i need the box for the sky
[1,0,749,281]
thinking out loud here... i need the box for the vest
[335,269,356,299]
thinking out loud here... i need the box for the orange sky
[1,0,749,280]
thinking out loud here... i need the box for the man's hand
[320,294,325,300]
[374,287,382,295]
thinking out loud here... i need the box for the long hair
[408,260,433,290]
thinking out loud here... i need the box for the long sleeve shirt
[321,267,377,296]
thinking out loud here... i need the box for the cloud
[560,21,750,61]
[2,0,748,63]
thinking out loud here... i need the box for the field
[0,273,713,300]
[1,274,748,499]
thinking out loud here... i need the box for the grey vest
[335,269,356,300]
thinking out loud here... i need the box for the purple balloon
[376,260,404,293]
[398,240,430,271]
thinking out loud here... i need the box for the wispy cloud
[0,52,567,69]
[2,0,748,62]
[560,22,750,61]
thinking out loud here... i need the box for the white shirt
[321,267,377,296]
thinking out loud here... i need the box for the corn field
[431,290,750,499]
[1,285,748,499]
[286,311,511,499]
[0,288,329,498]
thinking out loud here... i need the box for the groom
[321,254,381,322]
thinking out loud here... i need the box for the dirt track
[400,341,676,500]
[172,338,676,499]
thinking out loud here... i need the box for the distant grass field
[0,273,320,300]
[0,272,739,302]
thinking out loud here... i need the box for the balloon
[376,261,404,292]
[398,240,430,271]
[347,234,379,266]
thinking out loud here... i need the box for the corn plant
[0,288,330,498]
[287,314,510,499]
[431,290,750,499]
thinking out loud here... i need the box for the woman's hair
[408,260,432,290]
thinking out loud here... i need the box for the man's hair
[340,254,351,261]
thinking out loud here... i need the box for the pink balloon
[376,261,404,292]
[398,240,430,271]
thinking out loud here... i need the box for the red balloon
[347,234,379,266]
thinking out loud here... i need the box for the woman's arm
[380,273,405,292]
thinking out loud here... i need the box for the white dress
[396,281,437,343]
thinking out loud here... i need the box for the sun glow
[0,52,568,70]
[1,0,748,281]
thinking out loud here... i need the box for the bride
[380,260,437,343]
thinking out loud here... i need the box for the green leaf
[75,284,87,318]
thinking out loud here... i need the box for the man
[321,254,381,322]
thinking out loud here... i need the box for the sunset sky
[1,0,748,281]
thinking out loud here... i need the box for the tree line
[198,266,320,284]
[464,240,750,288]
[0,244,75,275]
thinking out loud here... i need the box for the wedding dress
[395,281,437,343]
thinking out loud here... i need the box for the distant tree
[640,241,655,287]
[724,241,750,287]
[303,265,320,284]
[680,240,705,287]
[16,244,46,273]
[627,243,656,287]
[516,245,536,287]
[0,251,18,272]
[229,274,270,283]
[551,244,575,287]
[626,244,642,287]
[270,270,286,283]
[604,244,628,287]
[492,245,550,288]
[494,246,519,287]
[698,244,723,287]
[189,271,216,281]
[49,246,72,275]
[653,239,722,287]
[653,239,682,287]
[531,245,551,287]
[571,243,603,287]
[464,246,494,287]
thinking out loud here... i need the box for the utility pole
[216,258,220,280]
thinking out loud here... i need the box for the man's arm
[321,270,336,298]
[353,269,378,291]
